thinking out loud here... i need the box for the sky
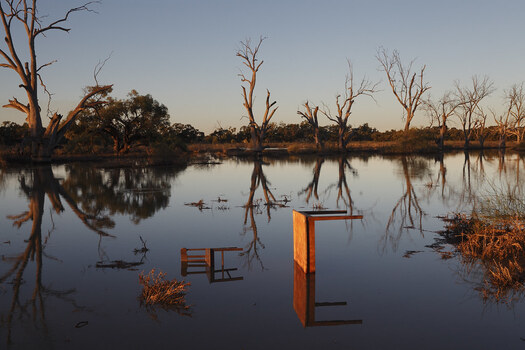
[0,0,524,133]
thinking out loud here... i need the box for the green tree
[169,123,204,143]
[80,90,170,154]
[0,121,27,146]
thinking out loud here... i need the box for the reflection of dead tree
[464,152,471,187]
[299,157,324,205]
[498,149,507,176]
[475,151,486,180]
[96,237,149,270]
[384,157,425,252]
[12,167,114,237]
[242,202,266,271]
[335,157,357,212]
[1,167,104,346]
[435,155,448,201]
[425,155,453,208]
[324,157,357,212]
[241,161,289,269]
[241,161,274,270]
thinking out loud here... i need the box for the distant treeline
[0,117,512,153]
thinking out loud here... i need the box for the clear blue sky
[0,0,523,133]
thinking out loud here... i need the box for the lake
[1,151,525,349]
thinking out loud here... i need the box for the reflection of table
[293,262,363,327]
[292,210,363,327]
[180,247,243,283]
[293,210,362,273]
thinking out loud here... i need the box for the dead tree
[505,83,525,143]
[423,92,463,150]
[237,37,278,152]
[474,107,489,149]
[321,61,378,151]
[493,108,511,150]
[0,1,112,161]
[454,76,494,149]
[297,102,323,150]
[376,48,430,132]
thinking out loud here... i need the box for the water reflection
[61,165,180,224]
[299,157,324,205]
[293,263,362,327]
[381,156,429,252]
[242,160,288,269]
[180,247,243,283]
[0,164,184,347]
[2,154,525,347]
[292,210,363,327]
[299,156,358,212]
[333,157,357,212]
[2,166,110,346]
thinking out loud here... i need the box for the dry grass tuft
[139,269,191,316]
[441,213,525,302]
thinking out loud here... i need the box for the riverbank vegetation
[439,190,525,303]
[1,118,523,163]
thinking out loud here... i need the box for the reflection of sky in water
[1,153,525,349]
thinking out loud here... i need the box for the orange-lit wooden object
[293,262,362,327]
[293,210,363,273]
[293,209,363,327]
[181,247,243,283]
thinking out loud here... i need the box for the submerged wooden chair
[180,247,243,283]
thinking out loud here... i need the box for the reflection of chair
[180,247,243,283]
[292,210,363,327]
[293,210,362,273]
[293,262,362,327]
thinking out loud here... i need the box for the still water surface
[1,152,525,349]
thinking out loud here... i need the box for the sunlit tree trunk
[237,37,278,152]
[0,1,112,161]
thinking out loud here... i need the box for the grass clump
[139,269,191,316]
[441,213,525,302]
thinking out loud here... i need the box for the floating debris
[96,260,144,269]
[133,236,149,255]
[402,250,423,258]
[184,199,210,211]
[75,321,88,328]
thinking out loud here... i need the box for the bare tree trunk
[404,113,412,133]
[321,60,378,153]
[376,48,430,133]
[237,38,278,153]
[298,102,323,150]
[438,123,447,150]
[250,125,263,152]
[0,1,110,161]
